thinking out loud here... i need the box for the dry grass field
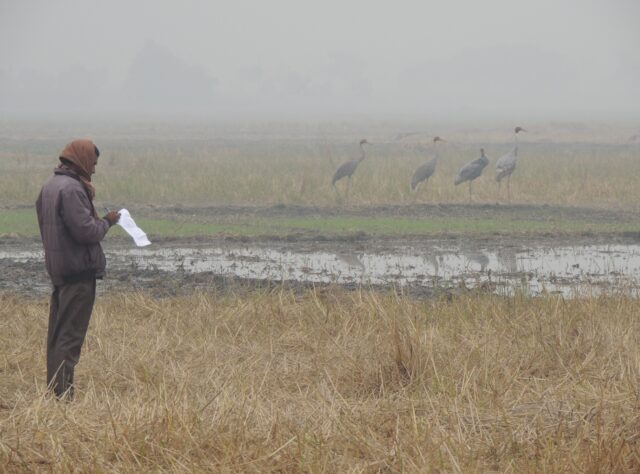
[2,289,640,472]
[0,121,639,210]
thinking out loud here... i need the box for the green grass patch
[0,208,40,237]
[4,208,640,239]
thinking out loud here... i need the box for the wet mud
[3,232,640,299]
[144,202,639,228]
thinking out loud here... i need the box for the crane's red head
[433,136,445,143]
[360,139,369,145]
[515,127,526,133]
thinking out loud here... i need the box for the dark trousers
[47,278,96,398]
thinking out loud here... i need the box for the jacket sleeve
[60,186,110,244]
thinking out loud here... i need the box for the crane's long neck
[514,132,519,156]
[358,143,366,162]
[433,141,440,161]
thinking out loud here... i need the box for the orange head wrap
[59,139,98,180]
[58,139,99,215]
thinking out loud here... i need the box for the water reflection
[111,243,640,296]
[3,243,640,297]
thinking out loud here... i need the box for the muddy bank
[3,233,640,298]
[143,202,639,224]
[6,201,632,225]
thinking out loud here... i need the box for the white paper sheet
[116,209,151,247]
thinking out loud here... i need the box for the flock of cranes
[332,127,527,201]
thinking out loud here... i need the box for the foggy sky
[1,0,639,120]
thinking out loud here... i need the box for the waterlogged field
[2,121,640,471]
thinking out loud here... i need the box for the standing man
[36,139,120,399]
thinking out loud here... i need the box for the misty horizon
[1,0,639,121]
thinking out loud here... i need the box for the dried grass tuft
[1,289,640,471]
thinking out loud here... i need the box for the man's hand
[104,211,120,227]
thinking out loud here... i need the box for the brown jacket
[36,168,111,286]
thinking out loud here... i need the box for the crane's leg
[414,182,424,204]
[468,182,473,202]
[410,184,418,204]
[424,180,433,204]
[507,177,511,203]
[346,177,351,203]
[333,182,343,203]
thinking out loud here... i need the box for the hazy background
[1,0,639,121]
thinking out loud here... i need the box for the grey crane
[454,148,489,200]
[410,136,444,193]
[332,139,370,199]
[495,126,526,201]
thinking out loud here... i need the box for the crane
[332,139,370,200]
[495,126,526,201]
[455,148,489,201]
[410,136,444,193]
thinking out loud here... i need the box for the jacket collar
[54,167,82,181]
